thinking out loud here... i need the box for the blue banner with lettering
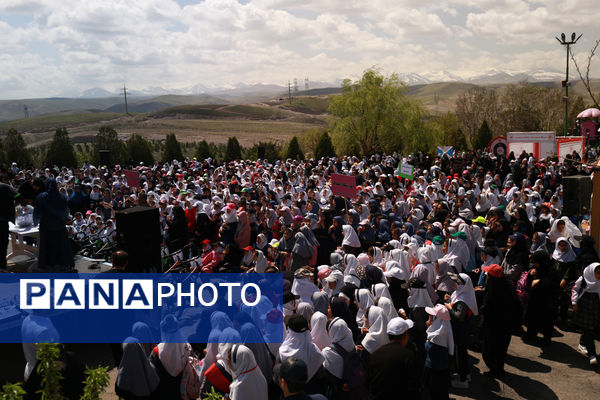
[0,273,283,343]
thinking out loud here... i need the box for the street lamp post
[556,32,582,136]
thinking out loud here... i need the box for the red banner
[124,170,140,188]
[331,174,357,199]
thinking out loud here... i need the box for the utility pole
[288,80,292,104]
[305,77,309,91]
[23,105,29,118]
[556,32,582,136]
[122,83,130,115]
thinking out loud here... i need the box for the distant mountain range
[71,70,567,99]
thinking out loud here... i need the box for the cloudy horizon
[1,0,599,100]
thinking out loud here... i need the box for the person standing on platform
[33,178,74,271]
[0,174,21,270]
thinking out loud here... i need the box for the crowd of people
[1,148,599,400]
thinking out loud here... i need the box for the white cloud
[0,0,598,99]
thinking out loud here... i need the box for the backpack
[332,342,367,392]
[181,356,201,400]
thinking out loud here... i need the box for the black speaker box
[116,206,161,272]
[562,175,592,216]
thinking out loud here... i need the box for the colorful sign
[397,161,414,180]
[331,174,357,199]
[507,131,556,160]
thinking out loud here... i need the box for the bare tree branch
[570,40,600,109]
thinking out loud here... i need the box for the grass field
[0,112,125,133]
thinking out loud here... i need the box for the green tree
[194,140,213,160]
[162,133,184,162]
[46,128,77,167]
[473,120,493,150]
[328,68,426,156]
[284,136,304,160]
[126,134,154,165]
[3,129,32,166]
[225,136,242,161]
[93,126,127,166]
[314,131,336,159]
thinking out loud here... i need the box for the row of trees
[325,68,595,157]
[0,124,338,167]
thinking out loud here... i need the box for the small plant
[80,366,110,400]
[203,387,224,400]
[36,342,65,400]
[0,382,26,400]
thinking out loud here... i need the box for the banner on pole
[331,174,357,199]
[397,161,414,180]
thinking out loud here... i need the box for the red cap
[482,264,503,278]
[243,246,254,252]
[202,239,211,245]
[453,173,459,179]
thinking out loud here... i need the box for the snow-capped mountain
[421,70,463,83]
[396,72,431,85]
[73,69,571,98]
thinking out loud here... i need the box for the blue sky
[0,0,599,99]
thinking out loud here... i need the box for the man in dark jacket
[0,176,20,270]
[367,317,420,400]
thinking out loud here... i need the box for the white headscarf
[253,250,268,273]
[292,278,319,304]
[342,225,361,248]
[450,273,479,316]
[426,318,454,356]
[552,237,576,263]
[157,342,190,377]
[355,288,375,328]
[371,283,392,301]
[323,318,354,379]
[549,216,581,248]
[310,312,332,350]
[228,345,268,400]
[377,296,398,323]
[407,287,433,308]
[389,249,411,280]
[361,306,389,354]
[343,254,359,277]
[279,329,324,380]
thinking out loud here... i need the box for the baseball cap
[387,317,414,335]
[273,356,308,386]
[243,246,254,252]
[482,264,503,278]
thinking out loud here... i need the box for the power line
[121,83,130,115]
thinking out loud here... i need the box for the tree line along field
[2,77,600,162]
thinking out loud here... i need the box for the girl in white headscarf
[549,217,581,248]
[279,322,324,381]
[355,288,375,328]
[322,318,355,381]
[376,296,399,323]
[572,263,600,365]
[360,306,389,358]
[310,312,332,350]
[228,344,268,400]
[371,282,392,301]
[388,249,411,280]
[342,224,361,253]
